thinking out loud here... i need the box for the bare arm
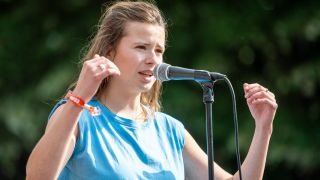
[26,103,81,179]
[183,130,233,180]
[232,127,271,180]
[231,83,277,180]
[26,55,120,179]
[183,83,277,180]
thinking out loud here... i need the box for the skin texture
[26,22,277,180]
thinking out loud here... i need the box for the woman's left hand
[243,83,278,133]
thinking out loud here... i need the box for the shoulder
[154,112,185,140]
[154,112,186,151]
[154,112,184,128]
[48,99,67,120]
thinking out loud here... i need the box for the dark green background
[1,0,319,179]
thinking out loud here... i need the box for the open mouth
[139,70,153,77]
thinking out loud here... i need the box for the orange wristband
[66,91,100,116]
[68,92,85,107]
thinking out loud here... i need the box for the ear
[106,48,116,61]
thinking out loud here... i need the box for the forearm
[26,101,82,179]
[232,127,272,180]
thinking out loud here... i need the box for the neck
[97,85,146,122]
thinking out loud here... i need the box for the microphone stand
[200,81,215,180]
[155,65,226,180]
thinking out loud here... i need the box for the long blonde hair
[71,1,167,112]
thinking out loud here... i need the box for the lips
[139,70,153,77]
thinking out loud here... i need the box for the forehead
[122,22,165,47]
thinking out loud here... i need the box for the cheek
[119,66,134,76]
[113,49,144,74]
[155,53,164,64]
[114,56,134,70]
[157,58,163,64]
[123,50,143,64]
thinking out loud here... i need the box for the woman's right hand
[72,54,120,102]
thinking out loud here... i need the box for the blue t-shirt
[49,99,186,180]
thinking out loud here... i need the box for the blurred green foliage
[0,0,319,179]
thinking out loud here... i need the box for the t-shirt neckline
[91,98,152,129]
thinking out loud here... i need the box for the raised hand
[243,83,278,133]
[72,54,120,102]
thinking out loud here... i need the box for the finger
[95,68,121,81]
[82,55,103,67]
[106,68,121,76]
[91,56,111,67]
[243,83,261,91]
[250,98,278,110]
[90,54,102,62]
[90,57,111,71]
[267,90,275,98]
[244,83,271,98]
[91,57,120,74]
[245,86,267,99]
[101,57,120,73]
[245,84,266,93]
[97,64,121,76]
[244,83,260,94]
[247,91,276,103]
[252,87,275,98]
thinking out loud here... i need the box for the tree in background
[0,0,319,179]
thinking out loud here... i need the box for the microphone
[153,63,226,82]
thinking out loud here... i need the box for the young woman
[26,1,278,179]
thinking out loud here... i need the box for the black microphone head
[153,63,171,82]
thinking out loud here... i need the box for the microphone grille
[153,63,171,82]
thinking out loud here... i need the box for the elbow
[25,159,32,179]
[26,161,37,180]
[26,155,37,179]
[26,173,44,180]
[25,159,46,180]
[26,167,53,180]
[26,160,59,180]
[26,173,35,180]
[26,168,35,180]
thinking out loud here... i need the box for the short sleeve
[171,116,186,151]
[155,112,186,152]
[48,100,67,121]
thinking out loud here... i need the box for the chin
[138,83,154,93]
[140,86,153,93]
[138,79,155,90]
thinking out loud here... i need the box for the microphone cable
[221,76,243,180]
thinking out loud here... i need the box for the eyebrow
[133,42,165,50]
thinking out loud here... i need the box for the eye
[155,48,164,54]
[136,45,146,50]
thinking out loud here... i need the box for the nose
[145,51,161,65]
